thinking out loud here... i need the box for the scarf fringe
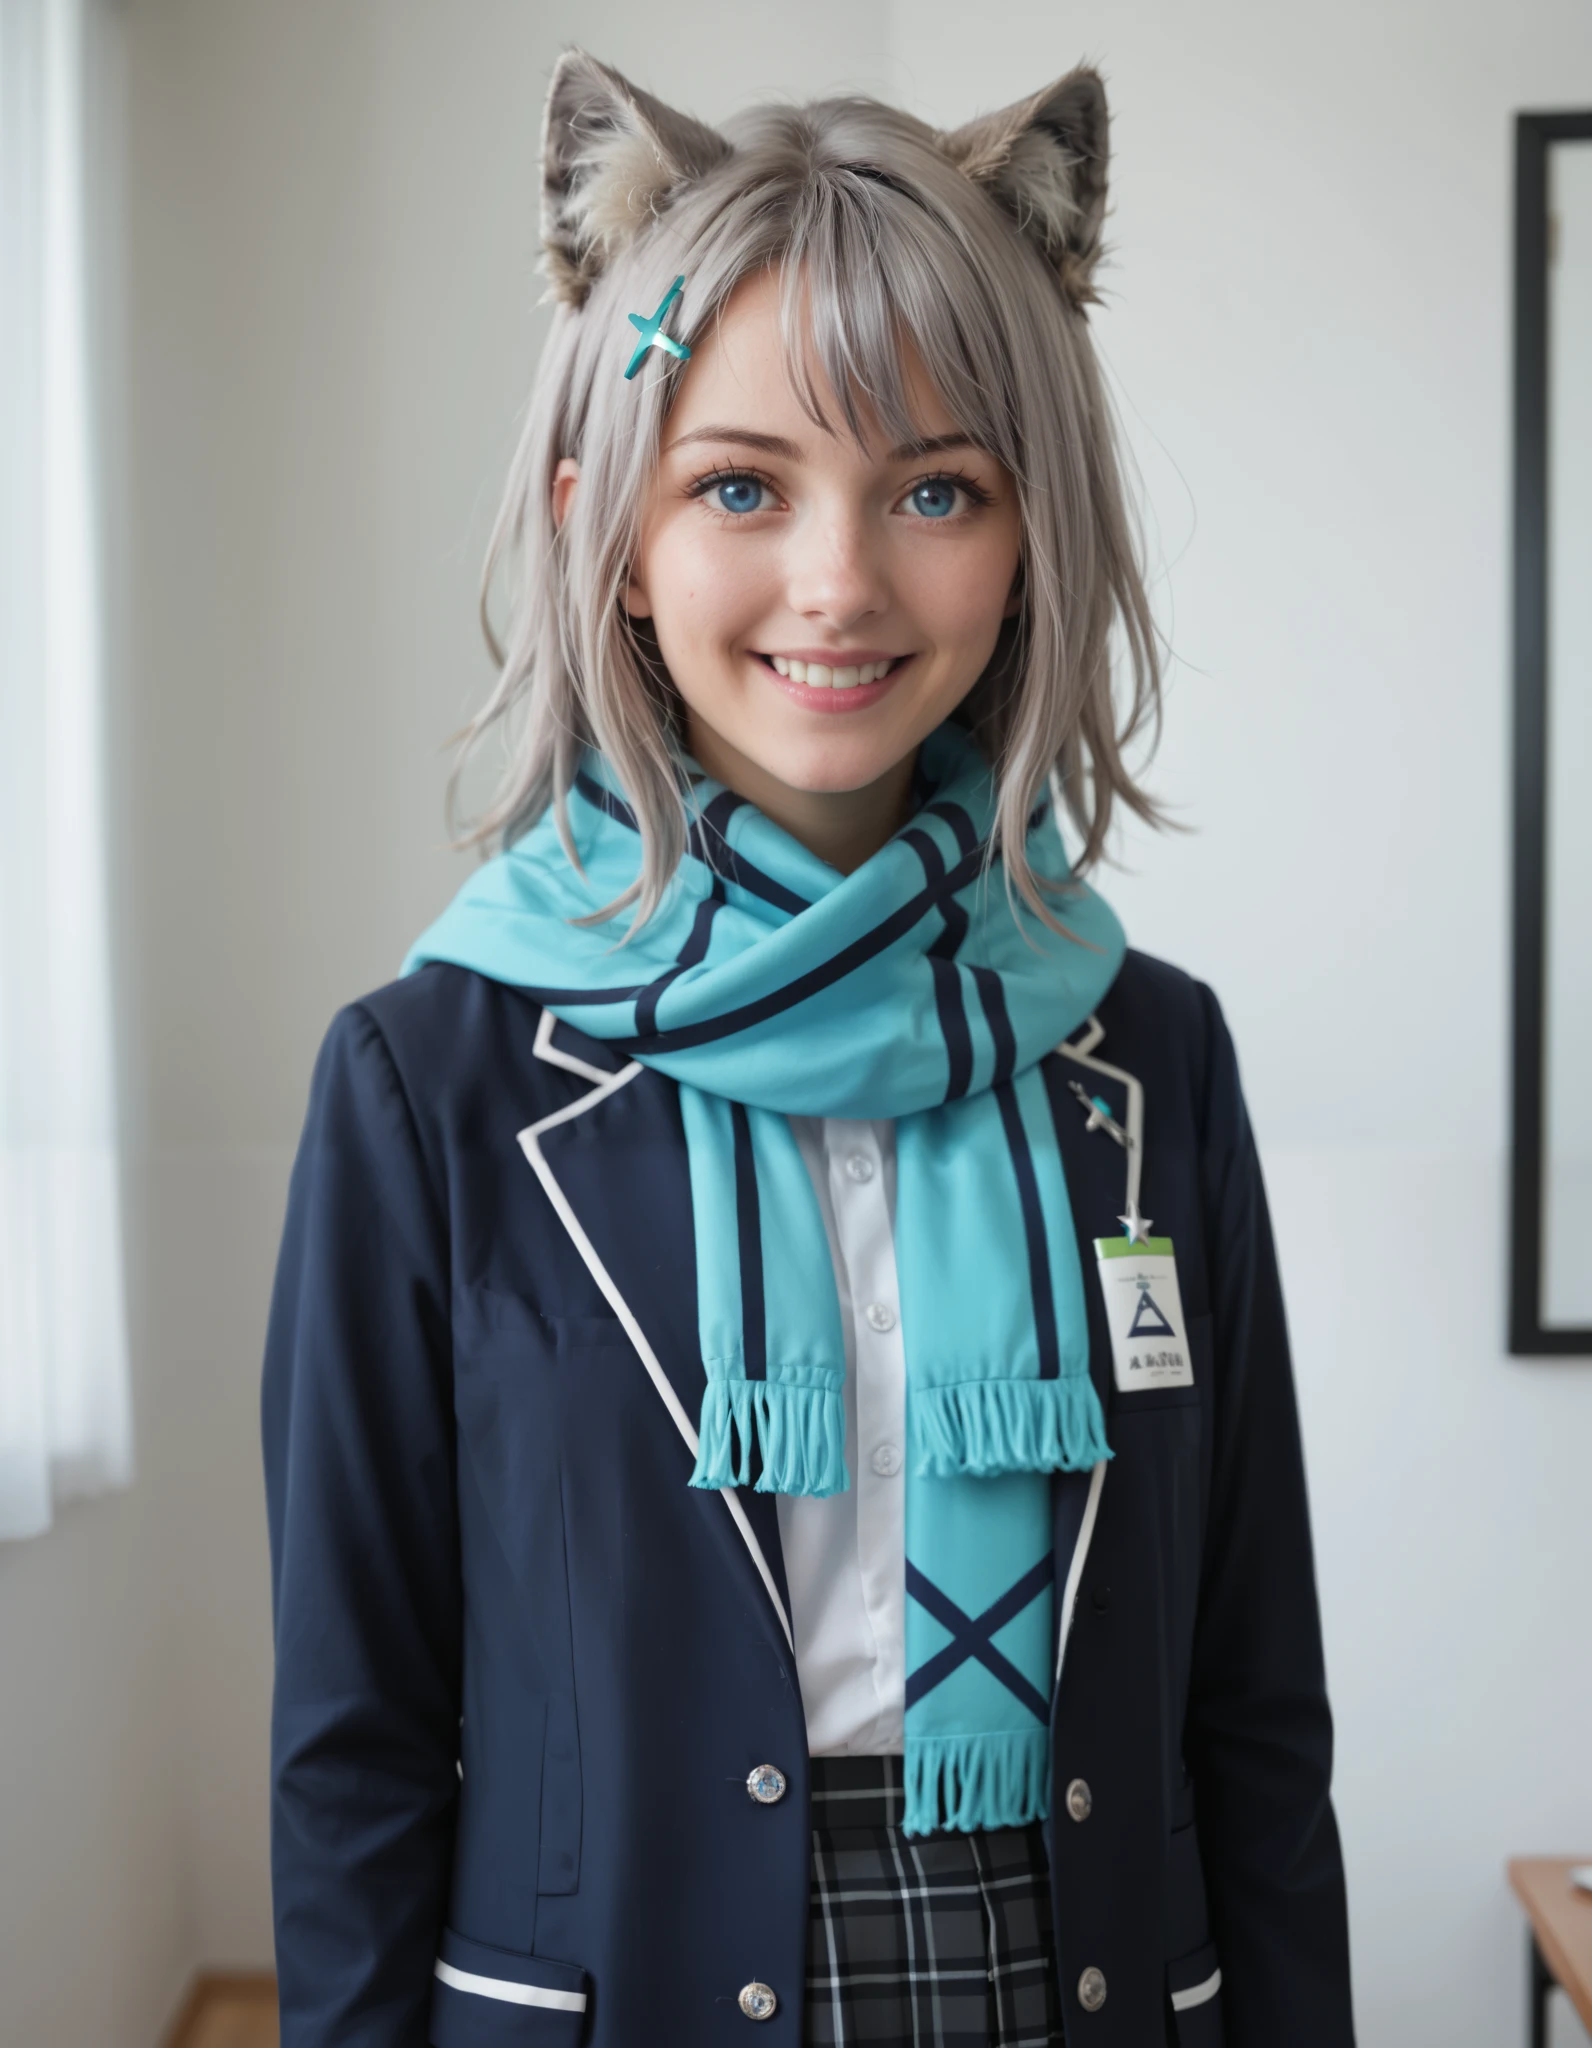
[904,1728,1051,1836]
[912,1376,1112,1478]
[688,1380,849,1498]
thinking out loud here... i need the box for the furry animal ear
[541,48,732,308]
[940,70,1110,307]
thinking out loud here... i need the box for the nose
[783,496,889,635]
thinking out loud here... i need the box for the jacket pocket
[1167,1939,1224,2047]
[1164,1812,1210,1958]
[1164,1810,1222,2044]
[430,1926,590,2046]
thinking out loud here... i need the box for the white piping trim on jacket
[1170,1967,1222,2012]
[518,1060,796,1654]
[434,1958,587,2012]
[1054,1459,1108,1686]
[1055,1020,1145,1221]
[1069,1013,1105,1058]
[533,1005,615,1085]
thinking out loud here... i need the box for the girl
[263,49,1354,2048]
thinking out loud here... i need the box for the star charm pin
[1118,1197,1153,1245]
[1068,1079,1127,1148]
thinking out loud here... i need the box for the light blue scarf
[406,724,1120,1834]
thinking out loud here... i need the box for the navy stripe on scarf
[575,772,811,917]
[903,826,974,1102]
[993,1081,1061,1380]
[729,1102,767,1380]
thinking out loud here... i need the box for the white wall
[0,1467,189,2047]
[12,2,1588,2043]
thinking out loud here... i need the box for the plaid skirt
[804,1756,1065,2047]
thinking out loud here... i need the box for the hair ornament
[624,275,691,380]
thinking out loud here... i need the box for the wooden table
[1509,1858,1592,2048]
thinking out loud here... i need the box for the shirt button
[738,1982,778,2021]
[844,1152,875,1183]
[1065,1777,1092,1822]
[1077,1966,1108,2013]
[864,1301,897,1333]
[869,1442,903,1478]
[745,1764,787,1805]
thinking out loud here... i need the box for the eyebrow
[661,425,982,463]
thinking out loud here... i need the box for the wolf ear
[940,69,1109,307]
[541,49,731,308]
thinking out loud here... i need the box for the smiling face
[619,267,1023,864]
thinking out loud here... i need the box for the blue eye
[908,478,961,519]
[711,475,767,515]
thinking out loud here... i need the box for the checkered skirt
[804,1756,1065,2047]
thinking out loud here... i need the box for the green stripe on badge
[1096,1236,1175,1260]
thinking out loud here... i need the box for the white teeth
[768,656,899,687]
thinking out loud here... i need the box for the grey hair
[452,51,1163,930]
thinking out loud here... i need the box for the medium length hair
[453,54,1162,929]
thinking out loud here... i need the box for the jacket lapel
[1043,1015,1147,1687]
[518,1016,796,1673]
[1047,1018,1138,1432]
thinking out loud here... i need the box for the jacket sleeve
[262,1001,461,2046]
[1184,984,1355,2046]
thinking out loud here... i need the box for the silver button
[870,1441,903,1478]
[738,1981,778,2021]
[1077,1966,1108,2012]
[864,1301,897,1333]
[746,1764,787,1806]
[1065,1776,1092,1822]
[844,1152,875,1183]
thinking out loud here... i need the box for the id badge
[1093,1236,1193,1392]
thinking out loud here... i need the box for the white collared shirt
[777,1116,907,1756]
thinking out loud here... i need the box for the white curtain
[0,0,131,1538]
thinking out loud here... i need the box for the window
[0,0,131,1537]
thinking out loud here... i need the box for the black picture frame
[1509,110,1592,1356]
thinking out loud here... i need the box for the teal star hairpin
[624,275,691,380]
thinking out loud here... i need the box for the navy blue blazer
[262,950,1353,2047]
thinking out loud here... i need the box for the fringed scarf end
[688,1379,849,1497]
[903,1728,1050,1836]
[911,1375,1111,1478]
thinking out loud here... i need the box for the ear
[551,457,579,530]
[940,69,1109,307]
[541,48,732,308]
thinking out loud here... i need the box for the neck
[684,716,917,874]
